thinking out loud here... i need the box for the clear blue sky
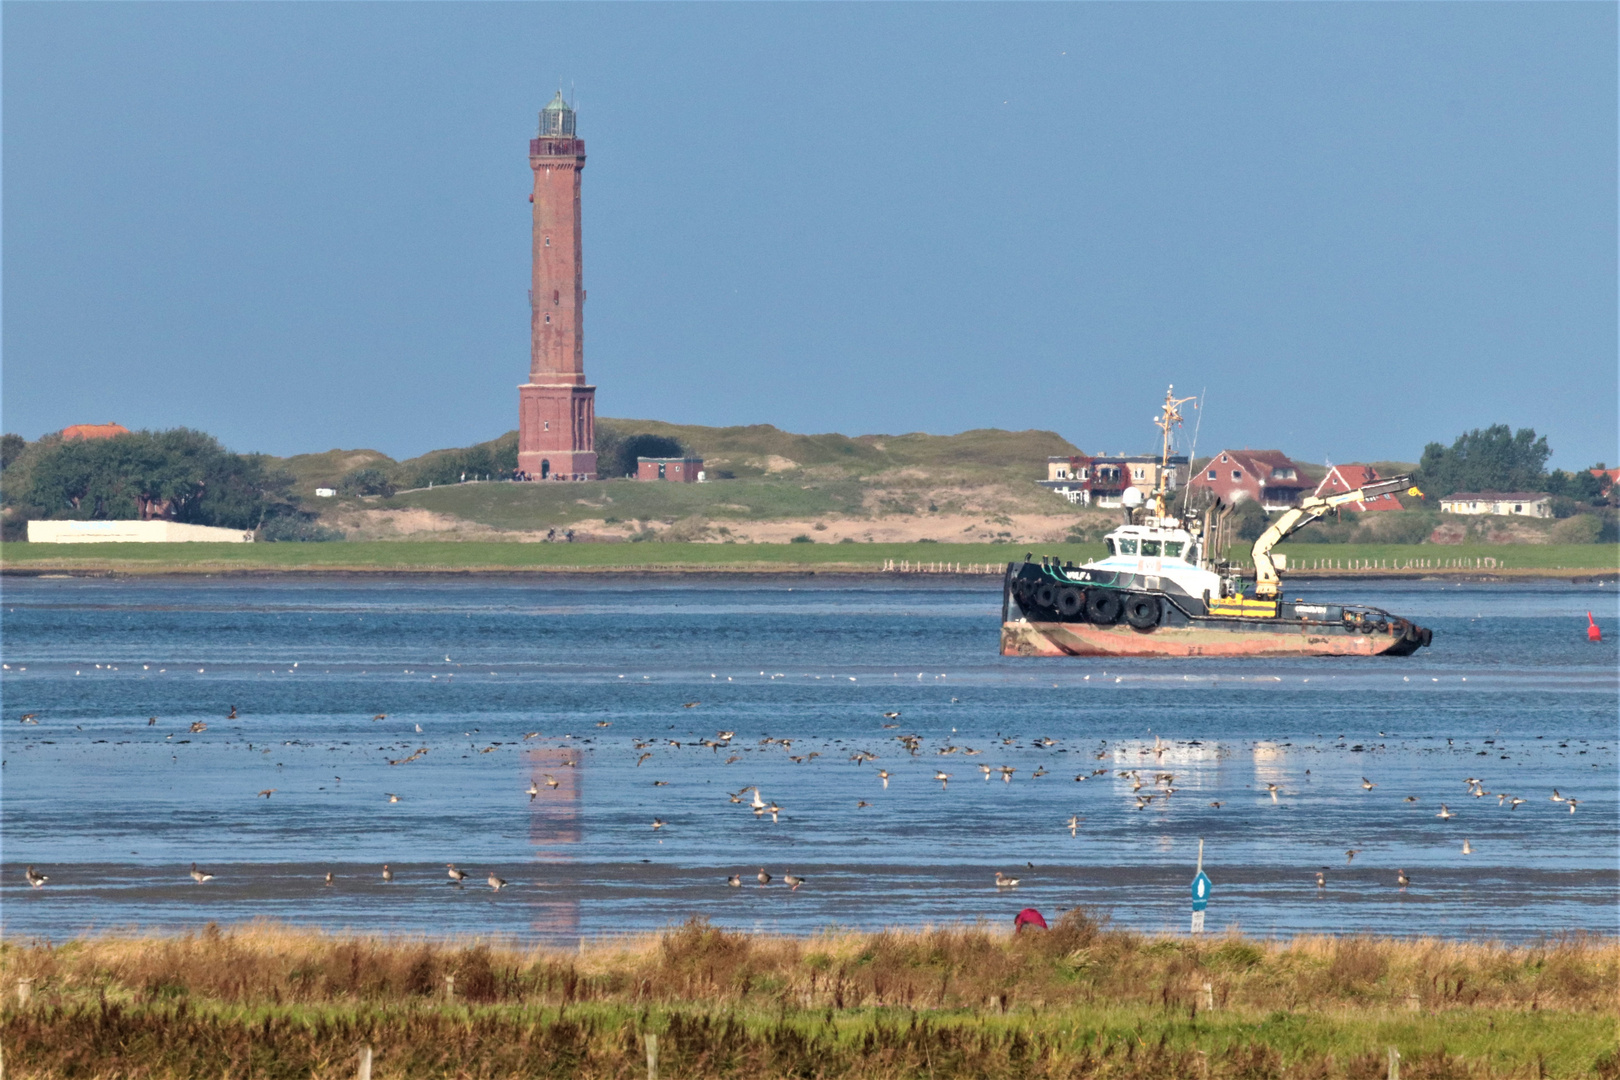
[4,3,1615,469]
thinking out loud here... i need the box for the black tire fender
[1034,583,1058,610]
[1056,586,1084,618]
[1124,594,1161,629]
[1086,590,1122,625]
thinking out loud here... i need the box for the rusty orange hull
[1001,619,1405,658]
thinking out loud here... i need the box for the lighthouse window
[1118,538,1138,556]
[1163,541,1184,559]
[545,315,550,323]
[545,236,551,246]
[1140,540,1161,557]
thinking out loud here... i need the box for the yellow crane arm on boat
[1251,476,1420,599]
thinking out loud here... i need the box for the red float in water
[1588,613,1602,642]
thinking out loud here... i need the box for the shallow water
[2,574,1615,942]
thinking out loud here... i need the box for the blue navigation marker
[1190,838,1212,934]
[1191,870,1212,911]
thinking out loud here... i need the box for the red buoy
[1013,908,1048,933]
[1588,613,1602,642]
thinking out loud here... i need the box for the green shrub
[261,516,344,542]
[1551,514,1602,544]
[339,468,395,498]
[789,534,814,543]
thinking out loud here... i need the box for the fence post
[356,1045,373,1080]
[15,978,32,1007]
[1202,981,1214,1009]
[645,1032,659,1080]
[443,974,455,1001]
[1387,1045,1401,1080]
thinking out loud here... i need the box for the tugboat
[1001,389,1434,658]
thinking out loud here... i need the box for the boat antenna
[1181,384,1207,507]
[1152,385,1197,519]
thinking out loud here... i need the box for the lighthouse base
[518,382,597,481]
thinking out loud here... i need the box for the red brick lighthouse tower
[519,92,596,480]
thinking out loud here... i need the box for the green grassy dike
[3,919,1615,1079]
[1,540,1616,576]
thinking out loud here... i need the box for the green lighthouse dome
[539,91,576,138]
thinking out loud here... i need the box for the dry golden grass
[2,915,1616,1078]
[7,914,1610,1013]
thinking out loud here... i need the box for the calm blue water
[2,575,1615,942]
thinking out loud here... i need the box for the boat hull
[1001,618,1414,658]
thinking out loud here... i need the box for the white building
[27,520,256,543]
[1437,492,1552,518]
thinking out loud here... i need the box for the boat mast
[1150,386,1196,520]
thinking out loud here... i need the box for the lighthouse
[518,92,597,481]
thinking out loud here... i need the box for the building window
[545,236,551,246]
[543,421,549,431]
[1232,470,1241,481]
[1207,469,1217,480]
[545,315,550,324]
[1132,468,1145,481]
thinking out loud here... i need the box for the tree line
[1415,424,1609,504]
[0,429,332,541]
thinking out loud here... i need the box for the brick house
[1188,450,1308,510]
[1312,464,1403,512]
[636,456,703,482]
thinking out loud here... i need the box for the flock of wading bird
[14,701,1590,899]
[616,709,1587,898]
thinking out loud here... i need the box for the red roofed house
[1188,450,1308,511]
[61,423,129,441]
[1312,464,1403,512]
[1591,468,1619,495]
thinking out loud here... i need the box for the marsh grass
[3,915,1616,1078]
[3,540,1615,576]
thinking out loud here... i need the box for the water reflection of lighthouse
[526,745,582,942]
